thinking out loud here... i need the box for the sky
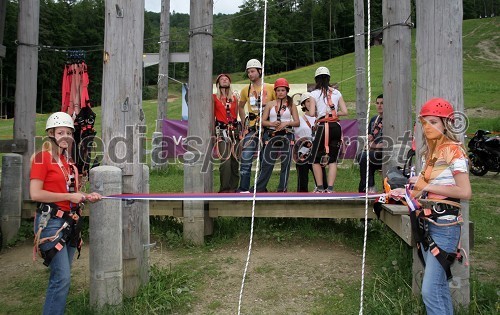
[145,0,245,14]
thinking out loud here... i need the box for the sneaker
[325,188,334,193]
[313,187,325,193]
[367,186,377,194]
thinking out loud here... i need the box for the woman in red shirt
[30,112,101,315]
[213,74,240,192]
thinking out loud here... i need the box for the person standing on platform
[293,92,327,192]
[213,73,240,192]
[255,78,299,192]
[310,66,348,193]
[236,59,276,193]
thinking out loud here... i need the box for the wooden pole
[354,0,367,152]
[101,0,146,297]
[0,0,7,58]
[416,0,469,307]
[183,0,213,245]
[89,166,123,308]
[382,0,412,175]
[0,154,22,247]
[13,0,38,200]
[156,0,170,132]
[140,164,150,285]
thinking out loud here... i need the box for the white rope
[238,1,268,314]
[359,0,372,313]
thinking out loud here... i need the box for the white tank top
[269,102,292,129]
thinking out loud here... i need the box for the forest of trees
[0,0,497,116]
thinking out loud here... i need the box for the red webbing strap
[324,121,330,154]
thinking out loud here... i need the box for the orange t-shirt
[30,151,71,211]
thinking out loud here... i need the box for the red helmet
[274,78,289,91]
[419,97,455,121]
[215,73,231,85]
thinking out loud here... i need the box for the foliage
[2,0,496,118]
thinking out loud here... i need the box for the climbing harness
[316,88,342,167]
[403,187,465,280]
[61,51,97,183]
[33,155,84,267]
[214,94,240,160]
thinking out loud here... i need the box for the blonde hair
[419,117,466,159]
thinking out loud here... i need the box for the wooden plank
[149,200,182,217]
[379,204,413,246]
[382,204,408,215]
[0,139,28,153]
[209,200,376,219]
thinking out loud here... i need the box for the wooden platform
[24,198,377,219]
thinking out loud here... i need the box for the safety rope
[359,0,372,313]
[238,1,268,313]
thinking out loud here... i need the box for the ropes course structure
[210,0,376,313]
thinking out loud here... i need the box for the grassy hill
[0,17,498,141]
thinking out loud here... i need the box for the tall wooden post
[183,0,213,245]
[13,0,38,200]
[102,0,146,297]
[0,0,7,58]
[156,0,170,132]
[89,166,123,308]
[354,0,367,151]
[0,154,22,247]
[416,0,469,307]
[382,0,412,175]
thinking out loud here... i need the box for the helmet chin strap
[49,136,68,154]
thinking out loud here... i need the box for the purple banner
[162,118,360,159]
[161,119,188,158]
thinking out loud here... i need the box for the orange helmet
[274,78,289,91]
[215,73,231,86]
[419,97,455,121]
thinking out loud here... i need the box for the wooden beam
[209,200,376,219]
[156,0,170,131]
[382,0,413,174]
[379,204,412,246]
[0,139,28,153]
[14,0,39,200]
[183,0,214,245]
[354,0,367,146]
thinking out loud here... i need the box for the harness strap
[33,203,83,267]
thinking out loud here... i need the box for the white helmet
[299,92,311,105]
[315,66,330,77]
[46,112,74,131]
[246,59,262,70]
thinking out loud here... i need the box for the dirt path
[0,239,366,314]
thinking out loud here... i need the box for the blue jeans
[421,218,461,315]
[35,214,76,315]
[256,133,293,192]
[238,130,261,191]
